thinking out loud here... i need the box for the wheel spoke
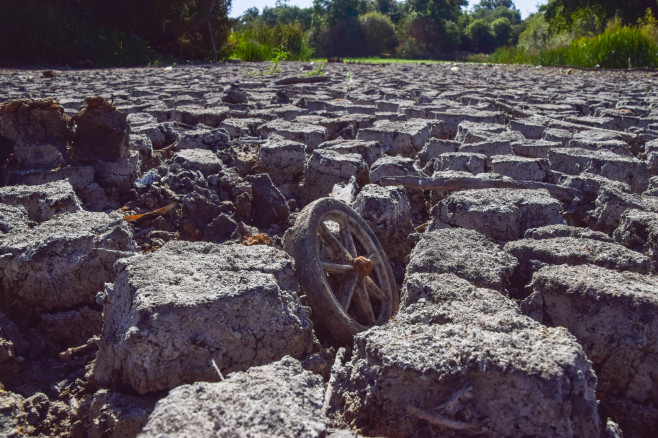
[322,262,354,274]
[341,220,357,257]
[319,222,353,263]
[364,276,387,300]
[352,278,376,326]
[340,273,358,311]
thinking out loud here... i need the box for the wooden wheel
[287,198,398,343]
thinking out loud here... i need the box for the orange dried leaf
[241,233,271,246]
[123,212,147,222]
[123,202,177,223]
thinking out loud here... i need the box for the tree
[517,12,549,50]
[474,0,515,10]
[0,0,234,65]
[376,0,404,23]
[360,11,398,55]
[543,0,658,31]
[241,7,259,21]
[261,5,313,29]
[92,0,234,60]
[467,18,494,52]
[405,0,467,54]
[471,5,521,24]
[491,16,512,45]
[408,0,468,24]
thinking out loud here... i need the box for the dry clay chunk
[357,119,431,157]
[523,265,658,438]
[84,389,158,438]
[524,224,613,242]
[335,271,601,438]
[353,184,414,268]
[406,228,518,293]
[591,186,658,233]
[0,204,28,234]
[436,188,565,241]
[0,211,136,315]
[549,148,648,194]
[613,209,658,269]
[93,241,313,394]
[0,391,73,438]
[505,237,653,279]
[0,98,72,167]
[304,149,368,202]
[260,119,327,151]
[138,357,326,438]
[258,137,306,185]
[71,96,130,162]
[0,180,81,222]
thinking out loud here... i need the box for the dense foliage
[2,0,658,68]
[0,0,232,66]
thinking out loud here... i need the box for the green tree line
[1,0,658,67]
[0,0,232,66]
[231,0,524,59]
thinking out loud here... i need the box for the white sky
[228,0,549,19]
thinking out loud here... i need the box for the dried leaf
[124,202,176,223]
[242,233,271,246]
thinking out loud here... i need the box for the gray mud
[0,62,656,437]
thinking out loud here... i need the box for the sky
[228,0,549,19]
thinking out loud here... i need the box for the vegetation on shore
[1,0,658,69]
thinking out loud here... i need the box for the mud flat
[1,61,657,437]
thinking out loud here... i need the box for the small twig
[91,248,137,258]
[59,336,99,361]
[406,404,485,431]
[211,358,225,381]
[323,347,346,416]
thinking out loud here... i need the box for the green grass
[226,22,312,62]
[310,57,449,64]
[490,23,658,68]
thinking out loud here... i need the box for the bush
[312,18,367,57]
[488,46,537,64]
[517,12,549,51]
[493,20,658,69]
[467,19,494,52]
[227,22,312,61]
[396,37,420,58]
[540,21,658,68]
[491,17,512,46]
[359,12,397,56]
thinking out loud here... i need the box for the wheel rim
[315,208,394,327]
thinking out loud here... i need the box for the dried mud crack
[0,62,657,438]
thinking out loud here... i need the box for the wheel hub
[352,256,374,278]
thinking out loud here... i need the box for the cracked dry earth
[1,61,658,438]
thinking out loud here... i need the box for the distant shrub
[491,17,512,46]
[493,20,658,69]
[396,37,419,59]
[359,12,397,56]
[488,46,537,64]
[517,13,549,51]
[313,18,367,57]
[540,22,658,68]
[227,22,312,61]
[467,19,494,52]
